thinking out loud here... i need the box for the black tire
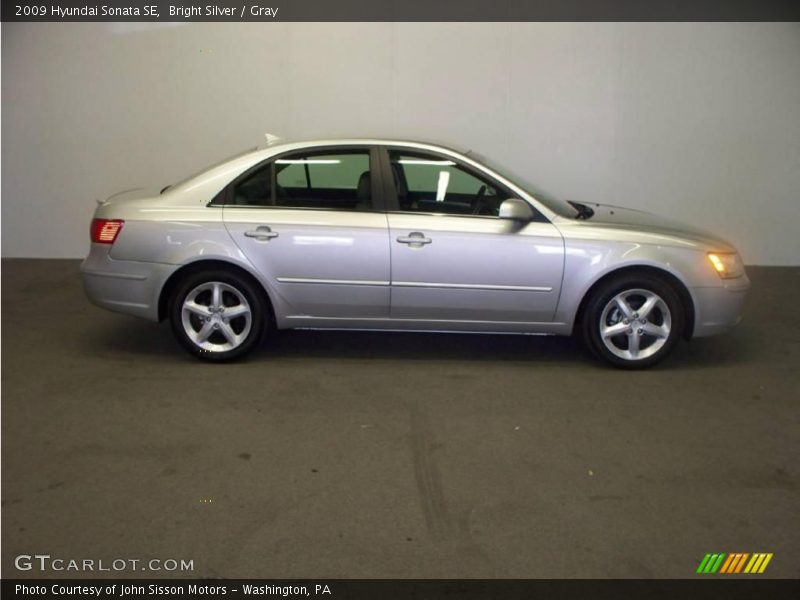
[169,269,266,362]
[581,272,684,369]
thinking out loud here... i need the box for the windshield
[467,151,579,218]
[168,147,258,192]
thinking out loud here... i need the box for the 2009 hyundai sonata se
[81,138,749,368]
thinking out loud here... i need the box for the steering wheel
[471,185,488,215]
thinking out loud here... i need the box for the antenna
[264,132,283,146]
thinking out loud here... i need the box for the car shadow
[255,329,586,364]
[81,317,759,369]
[665,332,760,369]
[78,317,182,359]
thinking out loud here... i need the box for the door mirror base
[498,199,534,221]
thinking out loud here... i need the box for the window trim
[378,145,548,223]
[208,145,385,212]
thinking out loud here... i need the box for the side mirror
[498,198,534,221]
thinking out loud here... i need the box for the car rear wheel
[169,270,265,361]
[582,273,684,369]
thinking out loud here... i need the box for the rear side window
[232,166,272,206]
[229,149,373,211]
[278,153,369,190]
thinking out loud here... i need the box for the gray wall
[2,22,799,263]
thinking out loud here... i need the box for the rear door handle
[244,226,279,242]
[397,232,432,247]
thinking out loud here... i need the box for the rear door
[221,146,391,318]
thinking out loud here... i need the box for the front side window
[231,149,373,211]
[389,150,510,216]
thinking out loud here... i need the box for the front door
[385,148,564,323]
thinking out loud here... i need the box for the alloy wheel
[180,281,252,353]
[598,288,672,361]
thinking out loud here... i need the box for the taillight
[91,218,124,244]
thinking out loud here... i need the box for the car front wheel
[582,273,684,369]
[169,270,265,361]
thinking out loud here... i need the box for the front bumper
[80,245,175,321]
[690,274,750,338]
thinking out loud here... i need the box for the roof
[257,134,470,155]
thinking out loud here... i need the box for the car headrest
[357,171,371,200]
[391,164,408,197]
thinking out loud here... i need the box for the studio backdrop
[2,22,799,264]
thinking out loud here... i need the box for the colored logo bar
[696,553,773,574]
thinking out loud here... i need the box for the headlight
[707,252,744,279]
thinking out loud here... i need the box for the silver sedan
[81,138,750,368]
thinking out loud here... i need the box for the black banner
[3,579,800,600]
[2,0,800,22]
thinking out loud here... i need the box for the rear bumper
[80,245,175,321]
[690,274,750,338]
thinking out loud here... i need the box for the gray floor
[2,259,798,579]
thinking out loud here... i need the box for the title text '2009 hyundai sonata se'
[81,138,750,368]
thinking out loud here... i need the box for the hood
[577,203,736,251]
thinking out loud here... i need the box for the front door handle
[397,231,432,248]
[244,226,279,242]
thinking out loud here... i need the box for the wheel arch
[158,259,276,326]
[572,265,695,340]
